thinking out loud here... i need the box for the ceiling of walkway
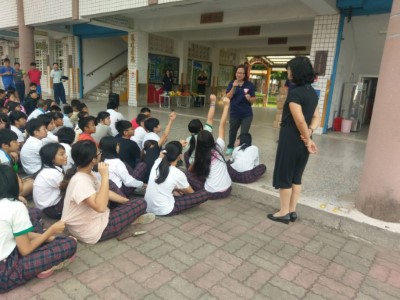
[114,0,338,56]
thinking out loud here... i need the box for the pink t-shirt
[61,171,109,244]
[131,118,139,129]
[28,69,42,85]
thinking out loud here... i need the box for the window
[54,40,64,70]
[35,41,48,74]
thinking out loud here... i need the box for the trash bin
[108,93,119,106]
[341,119,352,133]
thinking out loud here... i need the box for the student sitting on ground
[227,133,266,183]
[20,119,47,175]
[50,105,61,112]
[27,98,47,121]
[116,120,142,171]
[38,114,58,145]
[60,140,155,244]
[187,97,232,199]
[131,113,148,150]
[23,89,39,116]
[92,111,112,144]
[131,107,151,129]
[99,136,145,198]
[78,115,97,144]
[56,126,75,172]
[33,143,68,219]
[51,111,64,134]
[145,141,208,216]
[9,110,27,145]
[63,105,74,128]
[74,111,89,142]
[184,94,216,169]
[0,128,33,198]
[0,112,10,129]
[106,101,125,136]
[69,99,81,127]
[0,165,77,293]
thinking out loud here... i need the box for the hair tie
[161,150,167,154]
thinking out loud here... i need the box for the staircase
[85,70,128,101]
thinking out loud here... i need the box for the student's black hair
[37,114,53,127]
[237,133,252,151]
[192,130,226,177]
[0,113,10,129]
[286,56,315,85]
[78,116,96,131]
[0,89,5,94]
[39,143,65,171]
[0,128,18,147]
[70,99,80,108]
[96,111,110,123]
[29,82,37,88]
[0,165,19,200]
[107,101,118,110]
[56,127,75,144]
[45,99,54,111]
[36,99,46,108]
[7,87,15,94]
[9,111,27,125]
[63,105,73,115]
[187,119,203,159]
[50,105,62,112]
[155,141,182,184]
[6,101,20,112]
[59,140,97,194]
[51,111,63,121]
[77,111,89,120]
[3,58,10,63]
[115,120,132,135]
[234,64,249,81]
[99,136,119,161]
[77,102,88,112]
[136,113,148,126]
[30,62,37,66]
[14,62,20,66]
[140,107,151,114]
[144,118,160,132]
[26,118,46,136]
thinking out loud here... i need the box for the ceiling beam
[300,0,338,15]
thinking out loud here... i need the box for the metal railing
[86,49,128,77]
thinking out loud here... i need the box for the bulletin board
[148,53,180,84]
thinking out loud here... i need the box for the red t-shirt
[78,133,97,145]
[28,69,42,85]
[131,118,139,129]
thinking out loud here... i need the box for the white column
[176,40,188,86]
[128,32,148,107]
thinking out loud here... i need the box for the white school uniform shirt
[60,143,74,172]
[10,125,25,143]
[142,132,160,148]
[42,131,59,145]
[0,149,12,167]
[63,115,73,128]
[205,138,232,193]
[106,109,125,136]
[27,108,44,121]
[50,69,63,83]
[20,136,43,174]
[230,145,260,172]
[131,126,146,150]
[104,158,143,189]
[145,158,190,216]
[0,198,33,261]
[33,166,64,210]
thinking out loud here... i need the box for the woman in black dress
[267,57,320,224]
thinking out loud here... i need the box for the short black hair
[78,116,96,131]
[50,105,62,112]
[78,111,89,120]
[140,107,151,114]
[144,118,160,132]
[6,101,20,112]
[78,102,87,112]
[97,111,110,122]
[0,113,10,129]
[26,118,46,136]
[14,62,20,66]
[53,62,59,66]
[136,113,148,126]
[29,82,37,88]
[50,112,63,121]
[30,62,37,66]
[0,128,18,147]
[37,114,53,127]
[9,111,27,125]
[56,127,75,144]
[63,105,73,115]
[3,58,10,63]
[286,56,316,85]
[107,101,118,110]
[71,99,80,108]
[36,99,46,108]
[115,120,132,134]
[0,89,5,94]
[0,165,20,200]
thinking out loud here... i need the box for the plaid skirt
[186,172,232,200]
[167,189,209,215]
[109,162,147,198]
[0,236,77,293]
[42,198,64,220]
[227,162,266,184]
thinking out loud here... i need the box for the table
[159,95,170,108]
[159,95,192,109]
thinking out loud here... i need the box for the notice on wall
[314,51,328,76]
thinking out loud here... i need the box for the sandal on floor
[37,254,77,279]
[133,213,156,225]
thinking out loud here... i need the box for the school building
[0,0,399,222]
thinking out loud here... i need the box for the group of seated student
[0,93,266,293]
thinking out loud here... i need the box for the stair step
[87,95,108,101]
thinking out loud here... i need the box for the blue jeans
[53,82,66,104]
[15,82,25,103]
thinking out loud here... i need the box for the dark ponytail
[155,141,182,184]
[187,119,203,158]
[237,133,252,151]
